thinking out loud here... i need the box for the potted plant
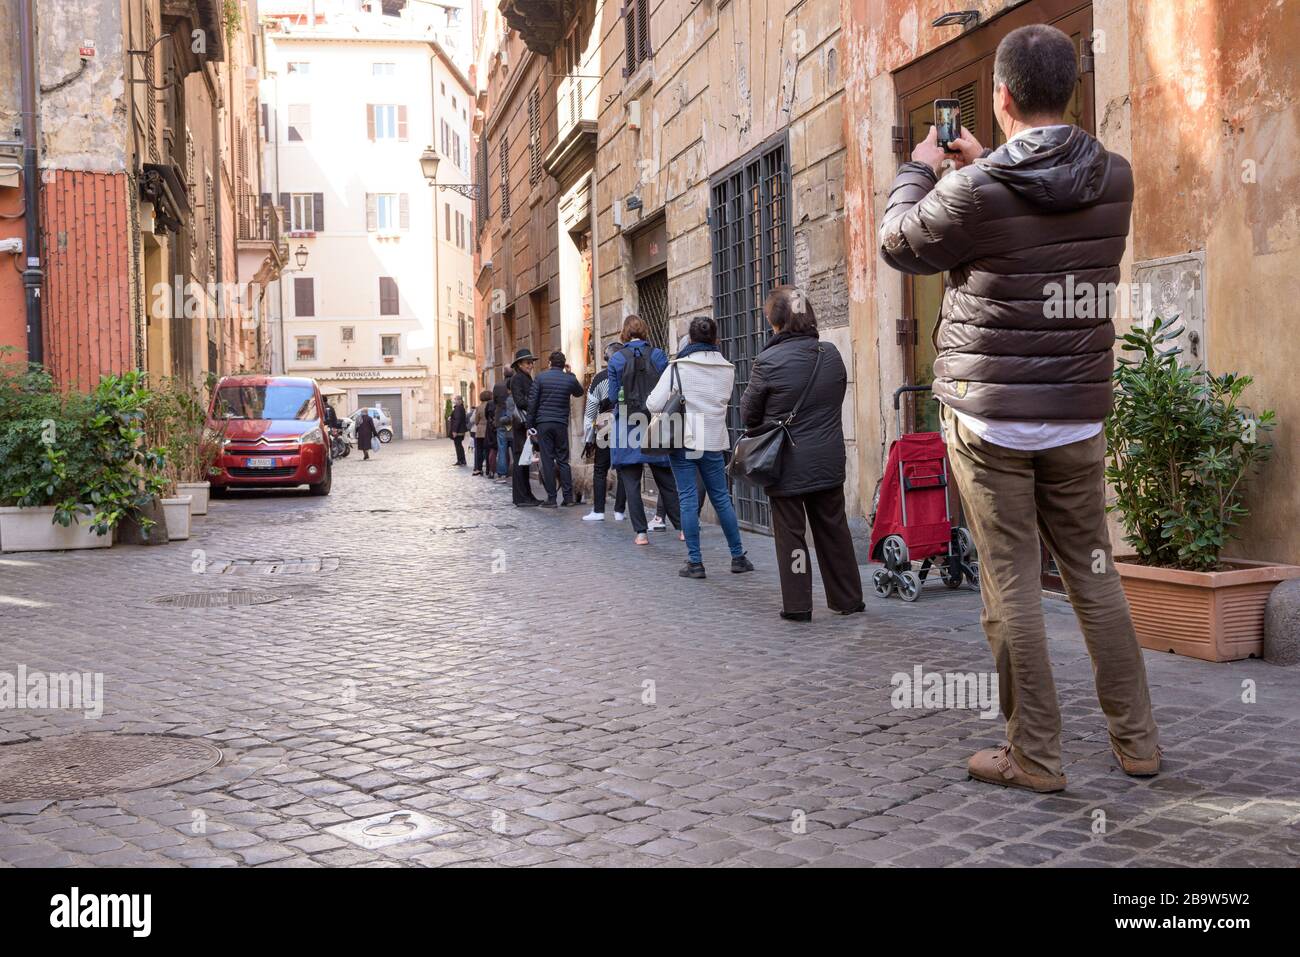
[1105,318,1299,661]
[160,378,217,516]
[0,361,164,551]
[141,379,193,541]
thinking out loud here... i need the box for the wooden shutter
[278,192,289,226]
[527,88,542,186]
[445,202,451,238]
[294,276,314,316]
[399,193,410,230]
[366,104,376,140]
[366,193,377,231]
[313,193,324,232]
[398,105,408,141]
[499,137,510,219]
[623,5,636,76]
[380,277,399,315]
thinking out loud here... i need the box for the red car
[207,374,332,496]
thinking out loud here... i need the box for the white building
[261,1,477,436]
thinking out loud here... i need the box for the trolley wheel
[967,561,981,589]
[956,527,976,558]
[898,570,922,602]
[872,568,895,598]
[882,534,909,570]
[940,562,963,589]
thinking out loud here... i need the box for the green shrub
[1105,317,1275,572]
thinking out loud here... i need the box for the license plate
[244,457,277,468]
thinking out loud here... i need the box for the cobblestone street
[1,438,1297,868]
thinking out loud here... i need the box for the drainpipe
[430,53,443,434]
[18,0,44,365]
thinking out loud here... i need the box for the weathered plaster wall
[1121,0,1300,564]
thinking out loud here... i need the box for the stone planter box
[177,481,210,516]
[0,505,111,553]
[161,495,193,541]
[1117,558,1300,662]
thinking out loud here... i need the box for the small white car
[348,407,394,443]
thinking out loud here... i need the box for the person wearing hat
[508,348,541,506]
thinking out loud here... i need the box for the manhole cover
[326,810,455,850]
[0,734,222,802]
[148,590,281,608]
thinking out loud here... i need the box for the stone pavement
[0,438,1297,868]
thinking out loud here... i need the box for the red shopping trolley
[867,385,979,602]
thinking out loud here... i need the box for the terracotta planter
[177,481,210,515]
[160,495,193,541]
[0,505,111,553]
[1116,558,1300,662]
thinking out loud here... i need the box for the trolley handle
[893,384,935,435]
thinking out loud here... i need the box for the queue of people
[463,292,863,610]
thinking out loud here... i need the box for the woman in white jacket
[647,316,754,579]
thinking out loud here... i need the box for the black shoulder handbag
[728,345,823,488]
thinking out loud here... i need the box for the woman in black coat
[355,411,378,461]
[739,286,864,621]
[448,396,469,466]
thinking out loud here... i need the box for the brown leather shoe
[968,745,1067,793]
[1112,745,1161,777]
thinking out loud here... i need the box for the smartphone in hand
[934,99,961,151]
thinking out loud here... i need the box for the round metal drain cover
[149,590,281,608]
[0,734,222,802]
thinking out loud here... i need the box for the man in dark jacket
[527,350,584,507]
[879,23,1158,793]
[448,395,469,466]
[355,410,378,461]
[508,349,541,506]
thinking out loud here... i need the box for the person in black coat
[508,349,541,505]
[492,378,513,482]
[448,395,469,466]
[740,286,864,621]
[355,410,378,461]
[527,350,584,507]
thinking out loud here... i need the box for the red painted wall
[40,170,134,390]
[0,188,26,363]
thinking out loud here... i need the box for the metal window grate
[499,136,511,219]
[710,136,793,532]
[636,270,669,351]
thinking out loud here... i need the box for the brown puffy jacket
[879,126,1133,421]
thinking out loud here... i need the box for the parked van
[207,375,332,496]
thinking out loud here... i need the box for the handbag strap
[785,345,823,424]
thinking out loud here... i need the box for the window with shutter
[399,194,410,230]
[475,137,489,231]
[499,137,511,219]
[623,0,651,77]
[366,193,377,231]
[379,277,399,315]
[398,105,408,141]
[294,277,315,317]
[527,88,542,186]
[445,202,451,240]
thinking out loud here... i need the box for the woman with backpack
[647,316,754,580]
[471,388,494,476]
[739,287,864,621]
[606,316,681,546]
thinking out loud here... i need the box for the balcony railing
[236,196,284,245]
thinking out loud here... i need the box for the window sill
[623,61,654,104]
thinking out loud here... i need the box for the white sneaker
[613,512,626,522]
[582,511,605,522]
[648,515,666,531]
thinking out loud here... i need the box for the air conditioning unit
[627,101,641,131]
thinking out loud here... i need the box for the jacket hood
[975,125,1112,211]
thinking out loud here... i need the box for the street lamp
[294,243,309,270]
[419,143,483,199]
[420,145,444,434]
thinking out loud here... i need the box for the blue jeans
[496,428,511,476]
[669,450,744,565]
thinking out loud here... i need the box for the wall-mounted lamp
[932,10,981,31]
[294,244,309,270]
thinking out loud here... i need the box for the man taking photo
[879,23,1159,793]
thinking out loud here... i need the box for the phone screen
[935,99,960,150]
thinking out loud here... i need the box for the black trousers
[512,423,538,504]
[536,421,574,503]
[592,444,627,514]
[473,434,489,472]
[452,434,467,464]
[769,485,864,615]
[619,463,681,534]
